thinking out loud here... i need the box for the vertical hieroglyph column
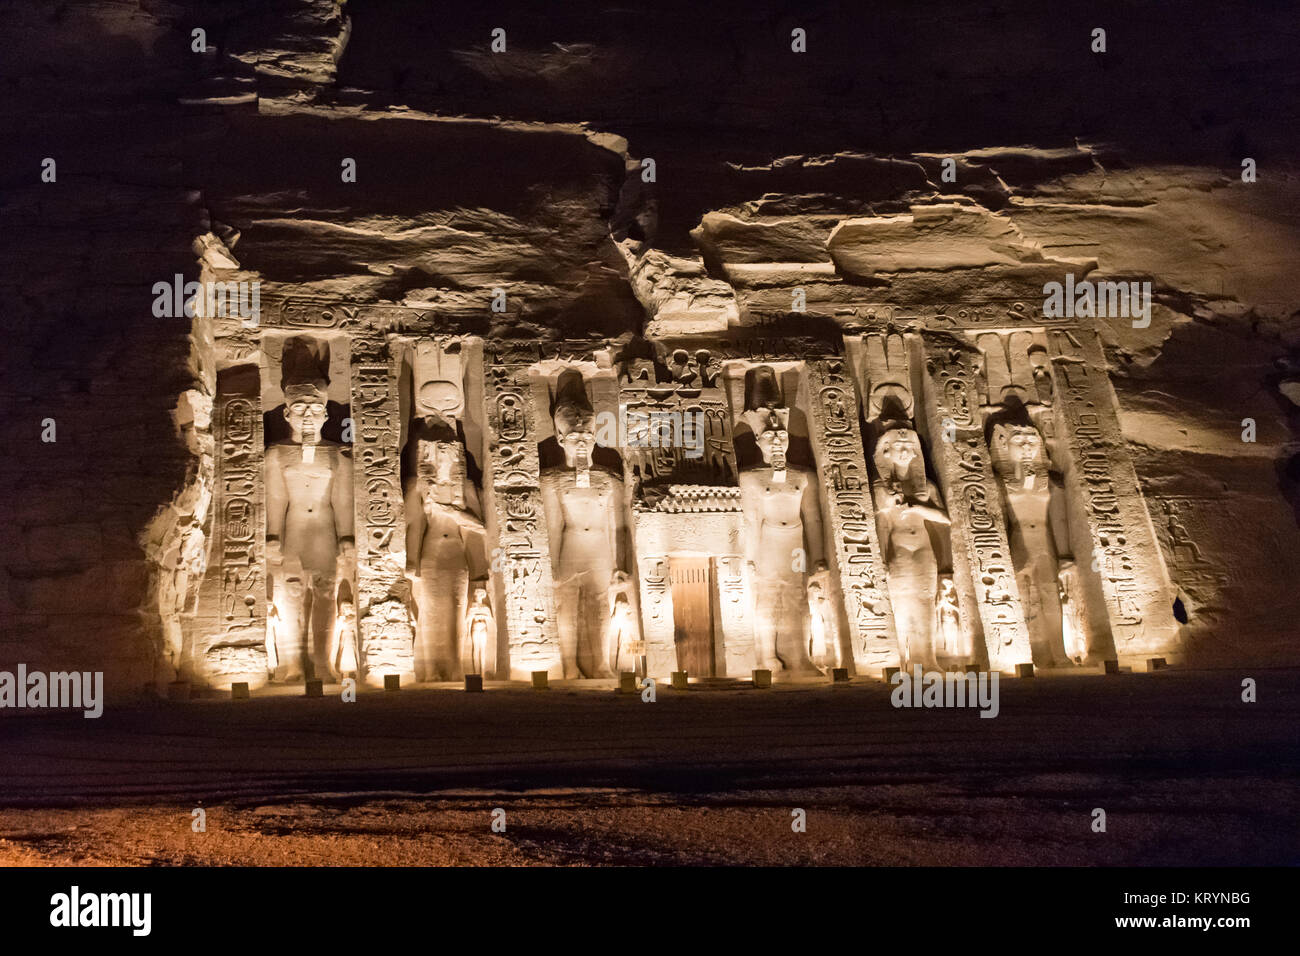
[713,549,750,677]
[1045,329,1181,663]
[193,363,268,688]
[803,359,900,673]
[484,346,560,679]
[352,336,416,684]
[922,341,1033,672]
[636,552,676,678]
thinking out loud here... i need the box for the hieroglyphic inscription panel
[194,366,268,685]
[637,554,675,677]
[923,342,1033,671]
[1045,330,1181,661]
[351,341,416,683]
[485,347,560,677]
[804,359,900,672]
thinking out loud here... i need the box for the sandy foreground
[0,670,1296,866]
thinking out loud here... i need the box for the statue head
[990,422,1048,484]
[554,400,596,470]
[552,370,597,472]
[740,365,792,475]
[283,383,328,443]
[471,586,488,606]
[753,410,790,471]
[873,426,925,490]
[280,336,331,444]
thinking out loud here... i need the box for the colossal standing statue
[736,366,829,676]
[264,336,355,682]
[404,428,487,681]
[977,332,1081,668]
[988,418,1076,667]
[871,426,950,670]
[539,370,628,679]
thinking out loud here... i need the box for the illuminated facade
[173,293,1183,689]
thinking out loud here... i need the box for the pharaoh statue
[264,336,355,682]
[404,428,488,681]
[736,366,829,676]
[539,370,629,679]
[871,424,950,671]
[988,415,1076,667]
[403,342,490,681]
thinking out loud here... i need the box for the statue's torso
[741,466,809,541]
[268,443,345,571]
[1002,484,1054,561]
[873,484,935,556]
[418,501,472,569]
[542,468,621,574]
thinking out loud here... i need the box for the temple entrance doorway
[669,554,716,676]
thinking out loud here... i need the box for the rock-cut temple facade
[173,293,1183,690]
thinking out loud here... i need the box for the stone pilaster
[1045,329,1182,664]
[803,359,901,673]
[922,341,1034,672]
[714,552,752,677]
[483,346,560,679]
[637,553,676,677]
[351,337,415,684]
[192,362,268,688]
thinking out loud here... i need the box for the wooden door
[670,555,715,676]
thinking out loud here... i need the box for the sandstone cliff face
[1,0,1296,694]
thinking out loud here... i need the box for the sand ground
[0,669,1295,866]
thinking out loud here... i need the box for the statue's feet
[786,661,823,678]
